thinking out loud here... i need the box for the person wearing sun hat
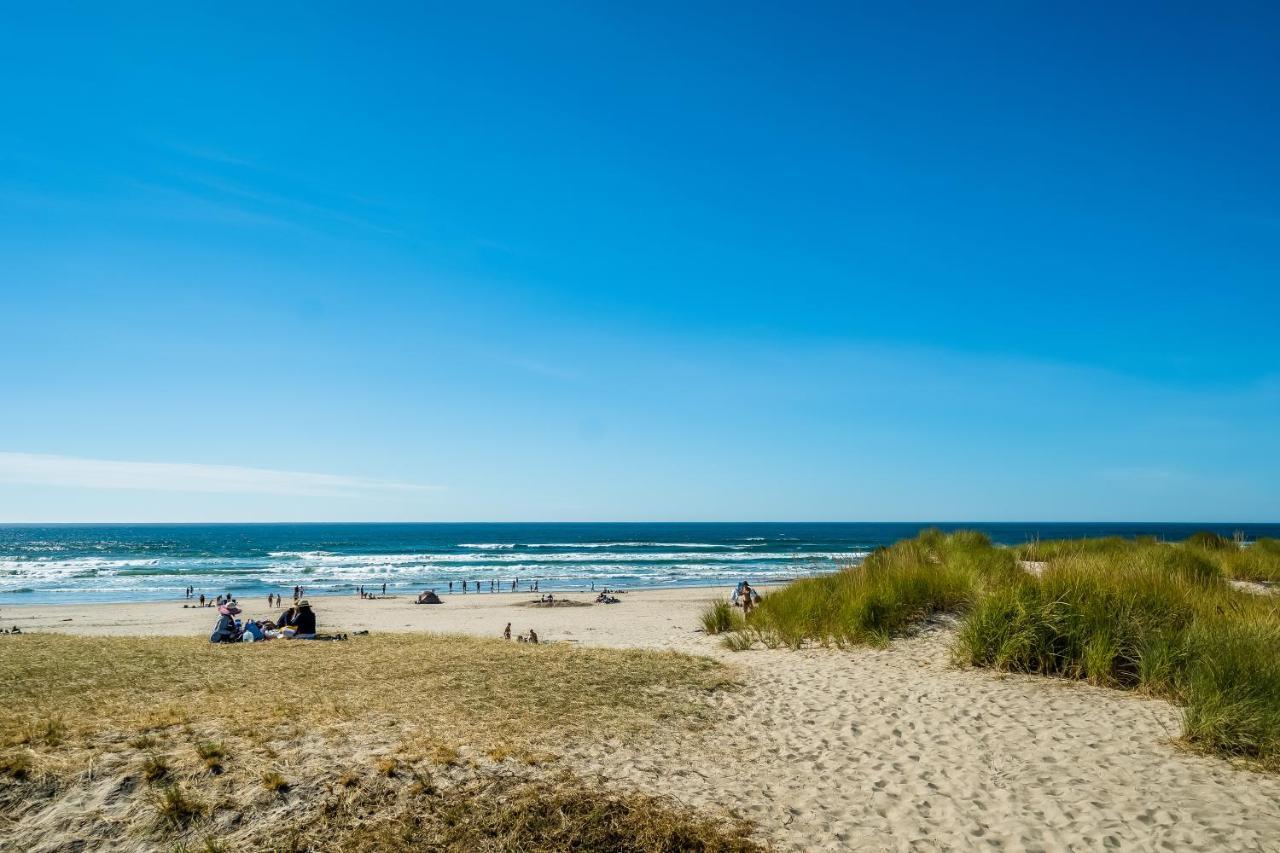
[209,601,242,643]
[288,599,317,639]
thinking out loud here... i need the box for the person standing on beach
[503,622,511,640]
[382,582,386,595]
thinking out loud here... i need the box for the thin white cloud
[0,453,440,498]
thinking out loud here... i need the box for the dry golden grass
[0,632,754,851]
[252,770,767,853]
[0,632,732,768]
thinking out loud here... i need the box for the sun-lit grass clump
[0,633,749,850]
[706,529,1280,768]
[737,529,1020,649]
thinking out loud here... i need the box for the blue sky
[1,2,1278,522]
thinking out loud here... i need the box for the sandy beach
[6,587,1279,851]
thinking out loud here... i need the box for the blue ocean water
[2,522,1277,605]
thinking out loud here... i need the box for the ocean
[2,522,1277,605]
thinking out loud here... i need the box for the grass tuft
[699,600,745,635]
[0,751,32,780]
[154,784,205,828]
[194,741,225,773]
[261,771,289,793]
[142,752,170,782]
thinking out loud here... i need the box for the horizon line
[1,519,1277,526]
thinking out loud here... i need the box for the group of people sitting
[595,589,621,604]
[209,598,328,643]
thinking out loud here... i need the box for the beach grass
[735,530,1280,768]
[743,529,1019,649]
[255,770,765,852]
[1211,538,1280,583]
[700,599,745,635]
[0,633,754,850]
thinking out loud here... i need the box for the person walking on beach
[381,582,386,595]
[198,593,205,607]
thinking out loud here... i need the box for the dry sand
[6,589,1280,851]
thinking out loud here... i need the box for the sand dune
[6,589,1280,851]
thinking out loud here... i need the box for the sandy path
[587,625,1280,851]
[6,590,1280,851]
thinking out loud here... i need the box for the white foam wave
[267,550,336,558]
[262,550,864,566]
[525,542,744,549]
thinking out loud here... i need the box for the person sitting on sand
[503,622,511,640]
[528,629,538,644]
[209,603,242,643]
[288,600,317,639]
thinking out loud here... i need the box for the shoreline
[0,577,804,610]
[0,585,742,646]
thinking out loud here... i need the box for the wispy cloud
[0,453,440,498]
